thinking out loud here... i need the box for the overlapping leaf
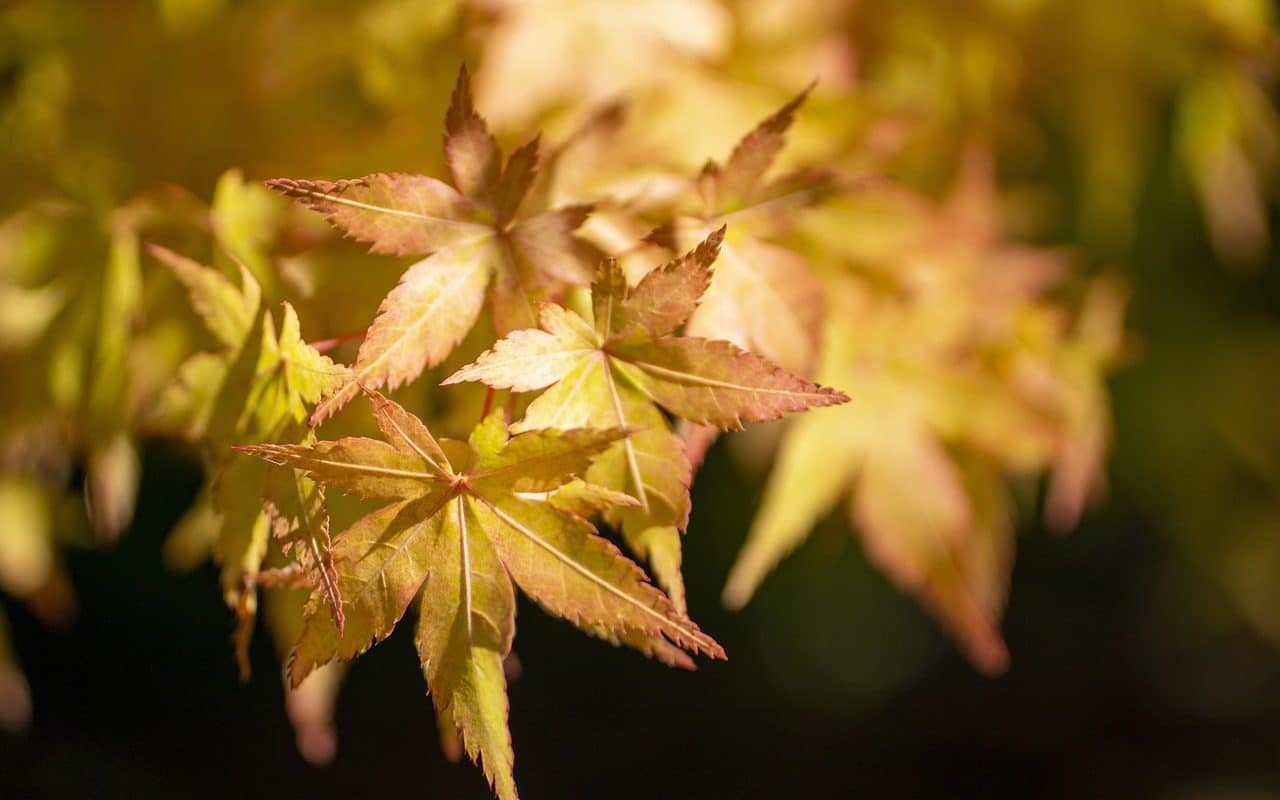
[721,154,1125,672]
[446,230,847,607]
[565,88,833,468]
[720,284,1015,674]
[608,86,830,378]
[238,392,722,800]
[268,67,595,424]
[147,244,350,669]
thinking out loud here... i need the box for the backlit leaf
[449,231,846,605]
[270,69,595,423]
[237,394,721,798]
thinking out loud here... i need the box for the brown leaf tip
[816,384,851,405]
[758,80,817,137]
[445,64,481,135]
[700,225,727,260]
[265,177,368,203]
[642,220,679,251]
[232,443,291,467]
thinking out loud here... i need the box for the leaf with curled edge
[267,68,594,424]
[145,244,349,445]
[263,444,342,635]
[446,230,846,609]
[147,243,349,673]
[236,393,721,800]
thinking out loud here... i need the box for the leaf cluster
[175,68,847,797]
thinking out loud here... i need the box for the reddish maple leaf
[268,68,594,424]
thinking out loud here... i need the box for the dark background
[4,449,1280,799]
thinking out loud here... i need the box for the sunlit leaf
[238,393,721,799]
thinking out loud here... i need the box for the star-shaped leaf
[267,67,595,424]
[696,83,817,215]
[445,229,847,607]
[236,392,722,800]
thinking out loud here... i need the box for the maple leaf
[148,241,350,445]
[803,145,1118,532]
[146,243,262,439]
[716,147,1129,675]
[445,229,847,607]
[695,83,818,215]
[724,394,1014,675]
[148,243,350,669]
[721,275,1030,675]
[263,440,342,635]
[236,392,721,800]
[675,87,830,392]
[568,88,833,467]
[595,86,830,379]
[267,67,595,424]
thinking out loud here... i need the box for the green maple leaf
[148,244,350,669]
[146,243,260,440]
[147,242,349,448]
[267,67,594,424]
[444,228,848,610]
[237,392,722,800]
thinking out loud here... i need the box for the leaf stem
[245,563,308,589]
[309,328,367,354]
[480,387,495,421]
